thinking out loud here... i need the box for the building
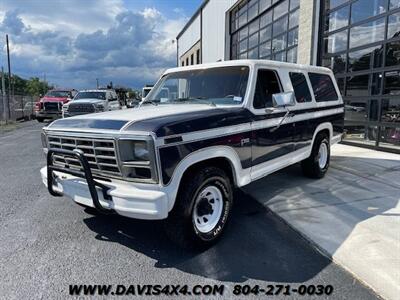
[176,0,400,152]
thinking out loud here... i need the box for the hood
[41,96,69,103]
[70,99,104,105]
[48,104,250,137]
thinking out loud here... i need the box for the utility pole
[96,78,99,89]
[6,34,12,120]
[1,67,7,122]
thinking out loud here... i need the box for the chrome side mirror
[272,91,296,108]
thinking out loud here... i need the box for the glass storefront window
[369,99,380,121]
[387,12,400,39]
[289,9,299,29]
[384,70,400,95]
[326,0,348,10]
[274,0,289,20]
[386,41,400,66]
[273,16,288,37]
[260,10,272,27]
[389,0,400,10]
[325,30,348,53]
[326,5,349,32]
[382,98,400,122]
[249,32,259,49]
[272,34,287,52]
[231,0,298,63]
[248,2,259,20]
[260,25,272,43]
[348,46,382,72]
[345,100,367,122]
[249,19,259,35]
[288,28,298,47]
[380,126,400,148]
[371,73,383,95]
[260,0,272,13]
[349,17,385,49]
[260,41,272,57]
[351,0,387,24]
[287,46,297,63]
[273,51,286,61]
[346,74,369,96]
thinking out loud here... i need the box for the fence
[0,94,39,122]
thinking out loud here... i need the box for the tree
[25,77,51,96]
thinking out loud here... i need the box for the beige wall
[297,0,317,65]
[180,41,201,66]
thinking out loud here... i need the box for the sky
[0,0,202,90]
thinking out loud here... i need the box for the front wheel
[37,117,44,123]
[301,133,330,179]
[164,166,233,249]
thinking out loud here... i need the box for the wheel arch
[312,122,333,146]
[162,146,250,211]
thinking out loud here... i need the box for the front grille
[44,102,61,112]
[48,136,121,178]
[68,103,96,113]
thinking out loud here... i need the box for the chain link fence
[0,94,39,122]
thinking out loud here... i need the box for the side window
[289,72,312,103]
[253,69,281,109]
[308,72,339,102]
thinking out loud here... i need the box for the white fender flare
[162,146,250,211]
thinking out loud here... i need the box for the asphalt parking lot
[0,122,378,299]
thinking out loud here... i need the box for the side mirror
[272,91,296,108]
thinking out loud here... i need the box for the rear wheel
[164,166,233,249]
[301,133,330,179]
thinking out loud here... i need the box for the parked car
[40,60,344,248]
[62,89,121,118]
[35,89,76,122]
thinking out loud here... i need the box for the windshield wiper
[176,97,216,106]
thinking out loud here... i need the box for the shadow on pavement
[83,188,332,283]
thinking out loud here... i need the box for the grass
[0,120,18,133]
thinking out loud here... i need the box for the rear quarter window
[289,72,312,103]
[308,72,339,102]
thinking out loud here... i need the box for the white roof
[78,89,108,93]
[163,59,332,76]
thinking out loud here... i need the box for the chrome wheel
[193,185,223,233]
[318,142,328,169]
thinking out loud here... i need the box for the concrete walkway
[243,144,400,300]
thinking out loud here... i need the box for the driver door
[251,69,295,171]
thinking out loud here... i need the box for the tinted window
[75,92,106,100]
[289,72,312,103]
[308,73,339,101]
[253,69,281,109]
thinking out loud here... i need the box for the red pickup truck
[35,89,76,122]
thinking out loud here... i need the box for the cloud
[0,2,186,89]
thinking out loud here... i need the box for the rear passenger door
[251,69,295,167]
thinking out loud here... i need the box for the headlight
[62,104,69,112]
[95,104,105,111]
[41,132,48,153]
[118,139,157,182]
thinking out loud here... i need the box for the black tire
[37,117,44,123]
[301,133,330,179]
[164,166,233,249]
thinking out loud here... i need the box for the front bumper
[42,149,168,220]
[36,111,61,119]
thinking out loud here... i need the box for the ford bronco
[40,60,344,248]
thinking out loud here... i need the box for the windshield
[146,66,249,105]
[45,91,70,98]
[74,91,106,100]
